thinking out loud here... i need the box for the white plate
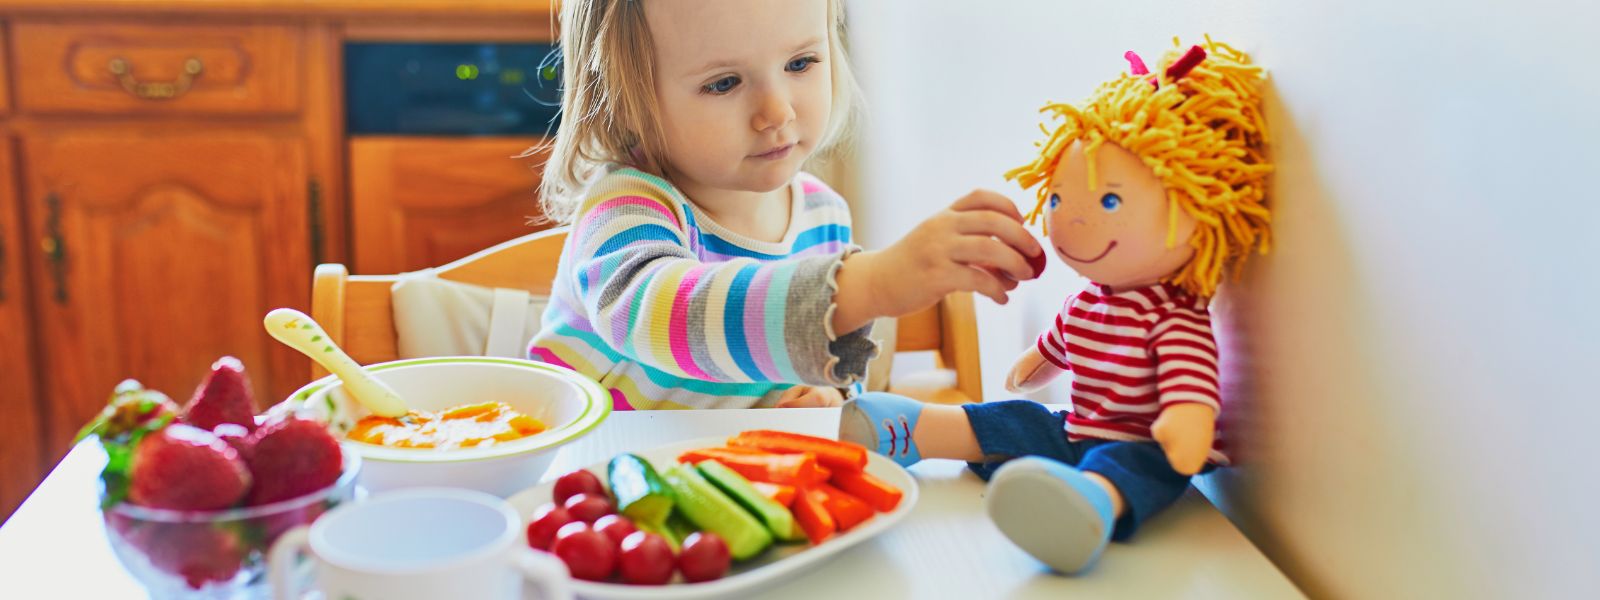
[506,436,920,600]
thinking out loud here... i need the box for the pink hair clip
[1164,45,1208,81]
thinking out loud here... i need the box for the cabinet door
[0,138,43,520]
[23,131,312,457]
[1,25,11,116]
[349,137,553,273]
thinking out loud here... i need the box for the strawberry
[140,522,246,589]
[181,356,258,433]
[212,423,256,464]
[76,379,179,445]
[245,417,343,505]
[128,424,251,511]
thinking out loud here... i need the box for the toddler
[528,0,1042,410]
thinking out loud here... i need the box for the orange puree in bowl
[346,402,546,449]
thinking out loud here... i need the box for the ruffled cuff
[789,248,880,387]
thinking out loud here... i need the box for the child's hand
[1005,345,1064,393]
[775,386,845,408]
[833,190,1044,332]
[1151,403,1217,475]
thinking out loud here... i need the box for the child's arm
[1148,308,1222,475]
[566,173,874,387]
[831,190,1044,334]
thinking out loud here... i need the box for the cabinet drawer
[12,22,301,115]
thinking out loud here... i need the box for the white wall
[840,1,1600,598]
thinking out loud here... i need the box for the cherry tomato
[525,502,576,551]
[1026,251,1047,279]
[551,525,617,582]
[677,532,730,583]
[618,531,675,585]
[593,514,638,548]
[563,493,614,524]
[553,470,606,505]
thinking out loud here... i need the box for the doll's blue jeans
[963,399,1214,541]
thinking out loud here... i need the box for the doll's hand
[832,190,1044,333]
[1151,403,1216,476]
[776,386,845,408]
[1006,345,1064,394]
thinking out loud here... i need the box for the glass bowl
[102,452,361,599]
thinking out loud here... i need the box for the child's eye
[1099,193,1122,212]
[786,56,821,73]
[1047,194,1060,210]
[703,75,741,95]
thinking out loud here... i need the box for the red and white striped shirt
[1036,282,1228,465]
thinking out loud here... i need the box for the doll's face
[1045,141,1197,289]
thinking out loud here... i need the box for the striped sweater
[1037,282,1229,465]
[529,167,878,410]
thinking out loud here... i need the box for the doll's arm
[1006,341,1068,393]
[1151,403,1215,475]
[1007,303,1077,393]
[1148,308,1223,475]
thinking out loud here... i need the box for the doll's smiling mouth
[1058,241,1117,263]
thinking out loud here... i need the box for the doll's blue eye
[1100,193,1122,212]
[1048,194,1060,210]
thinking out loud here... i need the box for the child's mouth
[752,144,794,160]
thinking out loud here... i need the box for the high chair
[309,227,984,404]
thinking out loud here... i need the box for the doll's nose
[1070,217,1087,227]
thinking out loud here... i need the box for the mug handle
[268,525,313,600]
[512,547,574,600]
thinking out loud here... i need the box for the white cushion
[390,269,548,359]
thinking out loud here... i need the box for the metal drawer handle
[0,224,7,303]
[42,192,67,304]
[107,57,203,100]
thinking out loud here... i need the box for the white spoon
[263,308,409,418]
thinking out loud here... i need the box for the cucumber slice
[608,454,674,529]
[662,464,773,560]
[695,460,804,543]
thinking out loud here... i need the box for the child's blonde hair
[1005,36,1274,299]
[536,0,861,223]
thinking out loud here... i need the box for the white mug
[269,488,572,600]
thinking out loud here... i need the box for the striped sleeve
[1034,300,1074,371]
[1149,307,1221,413]
[566,170,870,387]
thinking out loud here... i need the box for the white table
[0,408,1303,599]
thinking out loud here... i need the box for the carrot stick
[676,448,829,487]
[791,487,836,544]
[750,481,797,507]
[829,469,903,512]
[729,430,868,473]
[808,483,875,532]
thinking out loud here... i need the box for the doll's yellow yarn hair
[1005,36,1273,299]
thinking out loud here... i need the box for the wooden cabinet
[20,130,312,454]
[0,2,553,522]
[11,22,302,115]
[349,136,552,273]
[0,138,45,520]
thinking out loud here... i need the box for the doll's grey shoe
[985,456,1115,574]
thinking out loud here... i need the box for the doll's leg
[985,457,1116,574]
[839,392,983,466]
[1077,441,1199,541]
[839,395,1073,468]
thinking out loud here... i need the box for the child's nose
[751,89,796,133]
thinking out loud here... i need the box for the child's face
[1045,141,1198,289]
[646,0,832,195]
